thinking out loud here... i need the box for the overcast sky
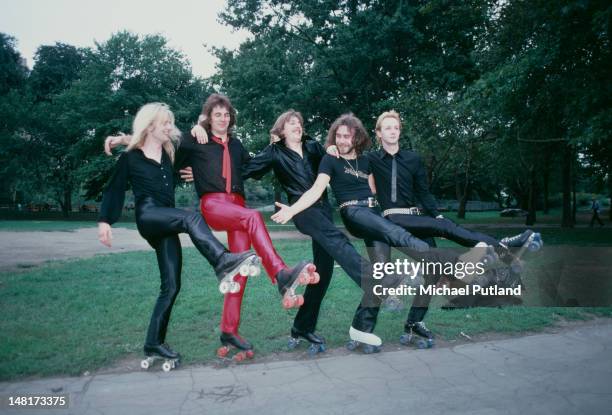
[1,0,250,78]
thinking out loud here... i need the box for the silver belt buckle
[367,197,375,208]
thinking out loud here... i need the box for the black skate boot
[214,250,261,294]
[275,261,318,308]
[214,250,260,280]
[347,305,382,354]
[500,230,543,251]
[288,326,326,356]
[141,343,181,371]
[217,332,254,362]
[144,342,180,359]
[401,321,435,349]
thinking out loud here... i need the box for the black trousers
[341,206,430,253]
[385,213,499,247]
[136,198,227,346]
[341,207,456,331]
[291,200,370,333]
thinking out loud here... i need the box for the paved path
[1,321,611,414]
[0,228,310,273]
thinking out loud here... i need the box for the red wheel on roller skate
[298,274,311,284]
[310,273,320,284]
[282,296,295,309]
[217,346,229,358]
[296,295,304,306]
[306,264,316,273]
[246,350,254,359]
[233,352,245,362]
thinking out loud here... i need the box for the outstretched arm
[271,173,330,224]
[104,133,131,155]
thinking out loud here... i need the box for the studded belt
[382,207,423,217]
[338,197,379,210]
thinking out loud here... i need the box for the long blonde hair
[126,103,181,162]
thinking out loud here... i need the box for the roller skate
[346,326,382,354]
[215,250,261,294]
[287,326,326,356]
[400,321,435,349]
[216,332,254,362]
[499,230,544,273]
[501,230,543,251]
[276,261,319,309]
[141,343,181,372]
[457,242,499,286]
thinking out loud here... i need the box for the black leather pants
[385,213,499,247]
[136,198,227,346]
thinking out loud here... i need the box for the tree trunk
[62,187,72,218]
[608,156,612,222]
[561,144,573,227]
[572,153,577,224]
[543,156,550,214]
[526,166,536,226]
[457,178,470,219]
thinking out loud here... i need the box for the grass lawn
[1,227,612,381]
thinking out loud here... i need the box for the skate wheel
[319,343,327,353]
[140,359,150,370]
[296,295,304,307]
[162,361,172,372]
[363,344,380,354]
[219,281,230,294]
[298,274,311,284]
[310,273,320,284]
[287,337,300,350]
[306,264,316,273]
[414,339,428,349]
[248,265,260,276]
[283,294,301,309]
[217,346,230,358]
[399,333,412,345]
[346,340,359,351]
[307,344,319,357]
[246,350,254,359]
[528,242,540,252]
[229,281,241,293]
[239,264,249,276]
[233,352,245,362]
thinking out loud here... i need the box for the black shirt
[318,154,373,204]
[175,132,251,197]
[98,149,175,225]
[368,149,439,217]
[242,138,327,204]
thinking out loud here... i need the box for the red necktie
[211,136,231,193]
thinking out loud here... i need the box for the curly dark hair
[200,93,236,133]
[325,113,371,156]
